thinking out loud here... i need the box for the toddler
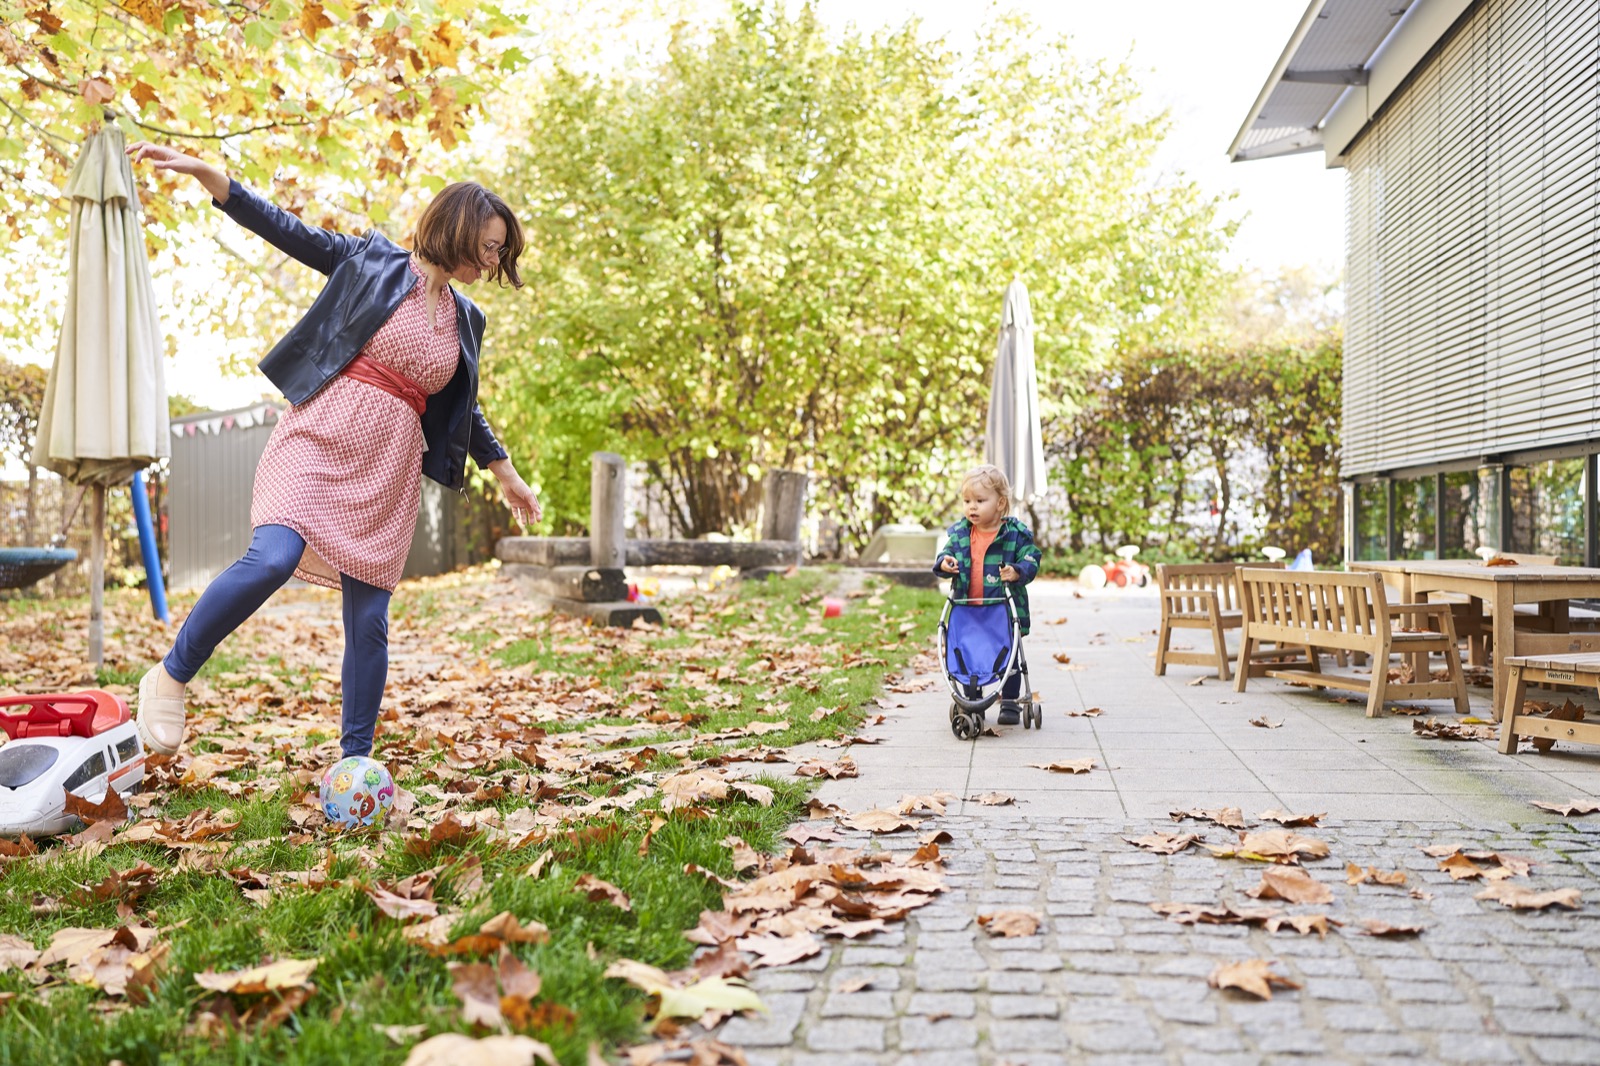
[933,465,1043,724]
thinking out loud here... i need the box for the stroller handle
[944,583,1016,607]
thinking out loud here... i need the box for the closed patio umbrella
[984,280,1047,505]
[32,125,169,664]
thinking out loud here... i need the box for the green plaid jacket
[932,516,1043,634]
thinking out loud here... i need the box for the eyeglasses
[481,240,505,259]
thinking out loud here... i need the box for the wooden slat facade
[1342,0,1600,478]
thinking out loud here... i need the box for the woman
[126,142,541,761]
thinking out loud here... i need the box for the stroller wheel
[1028,702,1043,730]
[951,713,980,740]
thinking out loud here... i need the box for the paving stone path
[727,581,1600,1065]
[729,815,1600,1065]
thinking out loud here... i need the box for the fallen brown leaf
[1172,807,1248,830]
[967,792,1016,806]
[1438,853,1486,881]
[735,931,823,968]
[1258,809,1322,828]
[619,1038,748,1066]
[976,911,1041,938]
[574,874,632,911]
[1207,958,1301,999]
[1150,902,1282,926]
[1237,829,1331,863]
[1531,799,1600,816]
[1422,842,1466,857]
[404,1032,558,1066]
[1358,919,1424,937]
[365,884,440,923]
[895,792,957,816]
[840,809,918,833]
[1124,832,1201,855]
[1246,867,1334,905]
[478,912,551,946]
[72,862,160,907]
[1248,716,1283,728]
[193,957,319,995]
[1027,758,1094,774]
[1265,914,1338,938]
[1474,882,1581,910]
[1345,863,1406,887]
[64,788,129,828]
[1412,718,1496,741]
[0,934,39,973]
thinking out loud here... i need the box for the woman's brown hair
[413,182,525,289]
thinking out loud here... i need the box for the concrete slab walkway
[724,578,1600,1065]
[813,580,1600,823]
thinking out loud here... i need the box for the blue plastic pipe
[130,470,170,624]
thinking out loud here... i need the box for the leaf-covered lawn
[0,567,941,1064]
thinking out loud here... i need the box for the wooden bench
[1154,563,1246,681]
[1154,562,1292,681]
[1498,632,1600,754]
[1234,568,1469,718]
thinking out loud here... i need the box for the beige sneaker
[136,663,187,755]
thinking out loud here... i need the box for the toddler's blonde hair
[962,464,1012,517]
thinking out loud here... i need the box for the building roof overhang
[1229,0,1473,168]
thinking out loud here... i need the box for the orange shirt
[967,525,998,602]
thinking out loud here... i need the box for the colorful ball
[319,756,395,829]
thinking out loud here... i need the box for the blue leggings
[164,524,391,758]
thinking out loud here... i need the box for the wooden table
[1347,559,1600,718]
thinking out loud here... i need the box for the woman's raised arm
[126,142,361,276]
[126,142,231,204]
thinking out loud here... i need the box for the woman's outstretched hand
[489,459,543,528]
[126,142,231,204]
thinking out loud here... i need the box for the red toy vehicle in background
[0,690,143,837]
[1078,545,1151,590]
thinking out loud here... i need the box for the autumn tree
[481,3,1231,540]
[0,357,47,544]
[1052,341,1343,560]
[0,0,529,367]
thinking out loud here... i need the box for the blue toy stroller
[938,584,1039,739]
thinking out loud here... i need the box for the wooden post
[89,483,105,668]
[591,452,626,569]
[760,469,808,543]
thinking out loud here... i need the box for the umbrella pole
[90,483,105,668]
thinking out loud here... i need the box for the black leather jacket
[213,179,508,490]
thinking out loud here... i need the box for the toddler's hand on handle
[999,564,1020,582]
[939,556,959,574]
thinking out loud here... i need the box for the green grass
[0,569,941,1066]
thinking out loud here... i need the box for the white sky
[814,0,1346,278]
[26,1,1344,415]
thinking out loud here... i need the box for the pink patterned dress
[251,258,460,591]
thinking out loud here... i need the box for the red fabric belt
[342,354,427,416]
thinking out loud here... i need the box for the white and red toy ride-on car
[0,690,144,837]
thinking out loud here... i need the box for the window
[116,736,140,763]
[1394,477,1437,559]
[0,745,58,789]
[1441,471,1487,559]
[1354,482,1388,559]
[1509,459,1586,565]
[62,751,107,794]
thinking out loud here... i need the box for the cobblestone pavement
[726,815,1600,1066]
[723,581,1600,1064]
